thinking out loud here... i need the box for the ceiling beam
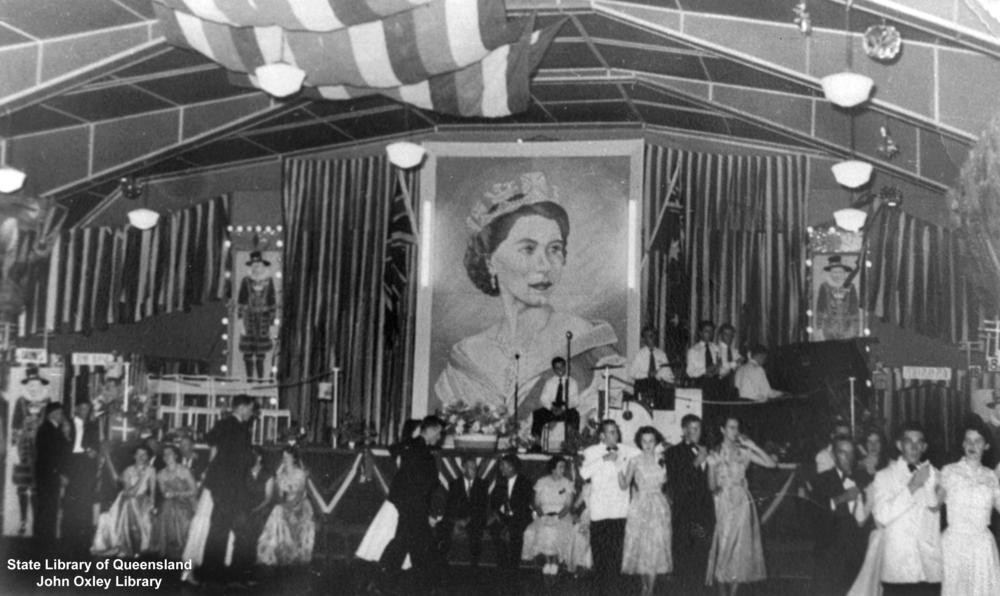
[0,20,165,113]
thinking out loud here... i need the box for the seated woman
[521,456,575,577]
[153,444,198,559]
[257,446,315,566]
[92,445,157,557]
[434,172,623,424]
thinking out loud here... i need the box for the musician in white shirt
[715,323,743,378]
[686,320,721,382]
[580,420,639,594]
[629,325,674,384]
[530,358,580,443]
[734,345,784,402]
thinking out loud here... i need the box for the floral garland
[440,401,513,436]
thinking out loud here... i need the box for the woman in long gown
[521,456,575,577]
[257,446,315,565]
[938,423,1000,596]
[434,172,622,421]
[92,445,157,557]
[153,444,198,559]
[620,426,672,596]
[706,416,776,596]
[847,430,890,596]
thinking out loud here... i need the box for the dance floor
[0,535,812,595]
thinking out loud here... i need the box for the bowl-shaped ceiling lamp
[127,208,160,231]
[834,207,868,232]
[831,160,873,189]
[821,72,875,108]
[254,63,306,98]
[0,165,26,193]
[386,141,427,169]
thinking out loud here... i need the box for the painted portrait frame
[411,140,644,417]
[809,252,866,342]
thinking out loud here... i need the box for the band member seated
[734,345,785,402]
[686,320,732,401]
[531,358,580,444]
[628,325,675,410]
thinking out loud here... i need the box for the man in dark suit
[198,394,257,586]
[489,453,533,572]
[381,415,445,588]
[437,457,489,567]
[811,436,866,595]
[63,400,100,557]
[34,402,70,552]
[178,435,207,486]
[666,414,715,592]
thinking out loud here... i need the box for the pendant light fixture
[829,1,873,195]
[0,119,26,193]
[253,29,305,99]
[822,1,874,108]
[121,176,160,230]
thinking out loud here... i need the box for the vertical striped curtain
[862,206,982,343]
[21,195,230,335]
[280,155,417,441]
[644,145,808,348]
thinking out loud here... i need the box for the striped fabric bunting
[153,0,431,33]
[155,0,518,88]
[21,196,231,336]
[292,17,564,118]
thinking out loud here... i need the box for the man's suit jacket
[34,420,70,488]
[182,453,208,483]
[872,458,942,584]
[489,474,534,531]
[388,437,439,517]
[811,468,865,551]
[666,441,714,529]
[445,476,489,527]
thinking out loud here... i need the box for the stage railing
[148,375,291,445]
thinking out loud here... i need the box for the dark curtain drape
[862,206,981,343]
[280,155,417,442]
[644,145,808,349]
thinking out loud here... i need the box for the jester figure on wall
[9,366,51,535]
[815,255,860,340]
[238,251,277,380]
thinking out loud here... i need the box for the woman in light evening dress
[92,445,157,557]
[521,456,575,578]
[706,416,776,596]
[620,426,672,596]
[257,446,315,565]
[937,423,1000,596]
[153,444,197,559]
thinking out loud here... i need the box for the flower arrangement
[440,401,513,436]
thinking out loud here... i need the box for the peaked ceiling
[2,0,999,226]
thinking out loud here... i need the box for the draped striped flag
[154,0,520,88]
[154,0,432,32]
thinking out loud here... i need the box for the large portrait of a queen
[413,141,643,422]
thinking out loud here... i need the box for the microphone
[566,331,573,339]
[515,353,520,361]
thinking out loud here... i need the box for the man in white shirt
[686,320,721,382]
[715,323,743,378]
[530,357,580,446]
[873,422,941,596]
[734,345,784,401]
[580,420,639,594]
[629,325,675,410]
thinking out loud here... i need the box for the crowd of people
[362,414,780,595]
[26,394,316,589]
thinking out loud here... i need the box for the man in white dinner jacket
[872,421,942,596]
[580,419,639,595]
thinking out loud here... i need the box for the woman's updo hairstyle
[464,200,570,296]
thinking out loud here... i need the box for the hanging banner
[3,365,65,537]
[901,366,953,382]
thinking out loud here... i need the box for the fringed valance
[21,195,230,335]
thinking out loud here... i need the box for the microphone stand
[565,331,573,410]
[513,353,521,424]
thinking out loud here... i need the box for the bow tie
[907,463,917,473]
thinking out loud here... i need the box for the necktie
[728,346,733,363]
[647,348,656,378]
[554,379,564,406]
[705,343,714,368]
